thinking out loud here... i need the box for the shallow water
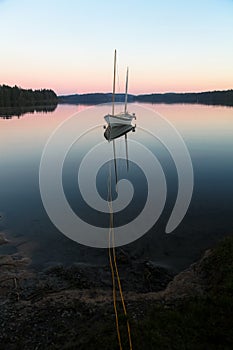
[0,103,233,271]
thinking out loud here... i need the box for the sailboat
[103,51,136,181]
[104,50,136,126]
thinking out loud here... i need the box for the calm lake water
[0,103,233,271]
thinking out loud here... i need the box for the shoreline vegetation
[1,85,233,107]
[59,89,233,106]
[0,85,58,118]
[1,84,232,118]
[0,85,58,107]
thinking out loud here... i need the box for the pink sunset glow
[0,0,232,95]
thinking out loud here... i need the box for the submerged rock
[0,233,8,245]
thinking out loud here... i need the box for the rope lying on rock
[108,161,133,350]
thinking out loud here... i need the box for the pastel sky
[0,0,233,95]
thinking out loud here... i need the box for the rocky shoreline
[1,232,233,349]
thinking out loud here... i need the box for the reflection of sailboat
[104,124,134,141]
[104,124,135,174]
[104,50,136,127]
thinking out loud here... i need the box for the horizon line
[58,88,233,97]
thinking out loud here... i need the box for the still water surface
[0,103,232,271]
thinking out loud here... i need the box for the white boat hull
[104,113,135,126]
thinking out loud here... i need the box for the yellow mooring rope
[108,161,133,350]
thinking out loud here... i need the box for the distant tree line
[59,93,111,104]
[135,90,233,106]
[59,93,135,104]
[0,85,58,107]
[59,90,233,107]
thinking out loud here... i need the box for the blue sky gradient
[0,0,233,94]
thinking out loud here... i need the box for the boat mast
[112,49,117,116]
[124,67,129,170]
[124,67,129,114]
[112,50,118,190]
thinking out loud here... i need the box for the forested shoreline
[0,85,58,107]
[59,89,233,106]
[1,85,232,109]
[136,89,233,106]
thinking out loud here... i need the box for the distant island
[59,89,233,107]
[0,85,58,118]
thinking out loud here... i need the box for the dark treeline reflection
[0,105,57,119]
[0,84,58,118]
